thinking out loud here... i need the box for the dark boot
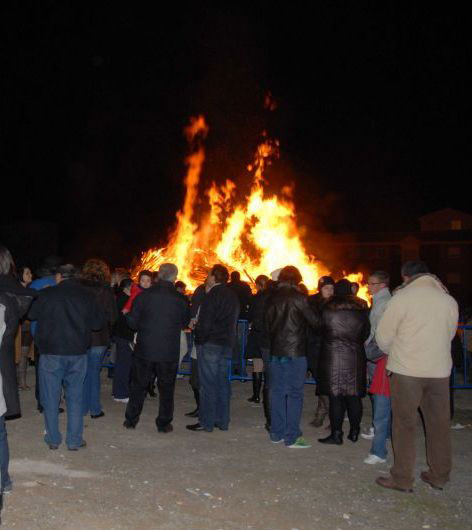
[147,381,157,398]
[185,388,200,417]
[262,387,271,431]
[248,372,262,403]
[310,395,329,427]
[318,430,343,445]
[347,427,360,442]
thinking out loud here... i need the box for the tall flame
[136,116,368,302]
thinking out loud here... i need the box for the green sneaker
[287,437,312,449]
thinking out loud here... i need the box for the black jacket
[190,283,206,319]
[316,295,370,397]
[194,283,240,347]
[113,291,134,341]
[80,280,118,347]
[228,280,252,319]
[265,283,318,358]
[247,289,271,352]
[0,275,36,418]
[306,293,331,376]
[28,279,105,356]
[126,280,190,362]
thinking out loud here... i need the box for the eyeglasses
[367,282,382,286]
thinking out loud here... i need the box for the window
[447,273,461,284]
[447,246,461,258]
[451,220,462,230]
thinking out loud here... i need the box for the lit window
[451,220,462,230]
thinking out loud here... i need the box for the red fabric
[369,355,391,397]
[122,284,142,313]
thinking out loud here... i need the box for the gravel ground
[2,375,471,529]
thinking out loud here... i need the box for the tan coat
[376,274,458,378]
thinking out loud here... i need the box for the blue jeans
[83,345,107,416]
[0,415,11,492]
[270,356,307,446]
[370,394,392,459]
[39,354,87,448]
[198,343,232,431]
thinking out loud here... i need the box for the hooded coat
[316,294,370,397]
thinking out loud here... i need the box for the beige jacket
[376,274,458,378]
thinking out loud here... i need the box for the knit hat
[334,278,352,296]
[318,275,335,290]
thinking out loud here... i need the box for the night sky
[2,4,469,266]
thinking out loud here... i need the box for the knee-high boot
[262,386,271,431]
[248,372,263,403]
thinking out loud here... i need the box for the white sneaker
[363,454,386,465]
[361,426,375,440]
[114,398,129,403]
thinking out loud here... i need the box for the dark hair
[370,270,390,286]
[17,266,32,284]
[58,264,78,280]
[401,261,429,277]
[175,280,186,291]
[82,258,111,284]
[255,274,269,290]
[211,264,229,284]
[0,245,16,276]
[334,278,353,296]
[278,266,302,286]
[298,283,309,295]
[138,270,153,281]
[119,278,132,290]
[230,270,241,282]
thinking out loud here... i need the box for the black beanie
[334,278,352,296]
[318,275,335,290]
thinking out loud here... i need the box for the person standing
[1,303,12,494]
[307,275,335,428]
[228,270,252,375]
[29,264,104,450]
[15,266,34,390]
[363,271,392,464]
[375,261,458,492]
[80,259,118,419]
[187,265,239,432]
[317,279,370,446]
[112,278,134,403]
[265,266,318,448]
[124,264,189,432]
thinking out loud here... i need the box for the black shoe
[185,408,199,418]
[186,423,207,431]
[264,422,271,432]
[214,424,228,431]
[68,440,87,451]
[347,428,360,443]
[157,424,173,433]
[91,411,105,419]
[48,444,59,450]
[247,395,260,403]
[38,405,44,413]
[123,420,136,429]
[59,407,65,414]
[318,431,343,445]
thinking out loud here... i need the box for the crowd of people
[0,243,461,499]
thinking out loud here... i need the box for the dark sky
[2,4,470,265]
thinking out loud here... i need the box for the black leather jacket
[265,283,318,358]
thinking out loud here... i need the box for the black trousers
[125,357,178,428]
[329,395,363,432]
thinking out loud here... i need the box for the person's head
[0,245,16,276]
[138,270,153,289]
[56,264,78,284]
[158,263,178,283]
[18,266,33,286]
[208,264,229,288]
[368,271,390,296]
[255,274,269,292]
[318,275,335,299]
[334,278,353,297]
[278,265,303,287]
[111,268,129,287]
[175,280,186,294]
[351,282,359,295]
[36,255,63,278]
[119,277,133,296]
[401,261,429,282]
[82,258,111,284]
[230,270,241,283]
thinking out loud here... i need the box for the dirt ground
[2,374,472,530]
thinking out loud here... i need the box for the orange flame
[135,116,369,302]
